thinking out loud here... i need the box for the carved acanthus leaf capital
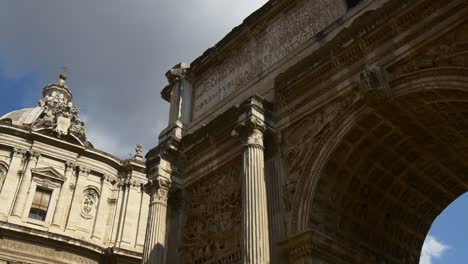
[29,151,42,160]
[145,178,171,205]
[78,166,91,176]
[12,147,28,158]
[166,63,190,84]
[233,116,266,148]
[65,161,78,170]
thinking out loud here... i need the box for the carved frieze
[181,164,241,264]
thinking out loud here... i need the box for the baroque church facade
[0,74,148,263]
[2,0,468,263]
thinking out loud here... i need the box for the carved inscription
[0,238,98,264]
[181,165,241,264]
[193,0,346,119]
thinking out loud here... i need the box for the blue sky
[0,1,466,263]
[422,193,468,264]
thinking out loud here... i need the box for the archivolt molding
[284,99,369,234]
[288,76,468,234]
[285,17,468,236]
[281,83,365,230]
[0,160,8,171]
[0,160,8,191]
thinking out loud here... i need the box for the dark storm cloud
[0,0,267,157]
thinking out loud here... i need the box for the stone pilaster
[66,166,90,232]
[51,161,77,230]
[265,156,287,264]
[0,148,27,218]
[142,178,171,264]
[11,151,41,219]
[91,175,113,241]
[108,179,126,245]
[237,107,271,264]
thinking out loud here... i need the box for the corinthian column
[11,151,41,219]
[238,113,271,264]
[143,178,171,264]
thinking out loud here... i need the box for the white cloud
[420,235,449,264]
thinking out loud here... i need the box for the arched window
[0,162,7,192]
[346,0,361,9]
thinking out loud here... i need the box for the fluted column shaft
[11,151,40,218]
[143,179,171,264]
[242,127,270,264]
[51,161,76,230]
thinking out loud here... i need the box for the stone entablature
[189,0,348,121]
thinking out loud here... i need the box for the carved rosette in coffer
[181,164,242,264]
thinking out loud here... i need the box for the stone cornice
[0,124,146,174]
[0,221,142,259]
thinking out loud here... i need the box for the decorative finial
[58,66,68,85]
[134,144,143,160]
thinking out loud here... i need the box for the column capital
[12,147,28,158]
[146,177,171,192]
[78,166,91,175]
[145,178,171,205]
[29,150,41,159]
[165,63,190,84]
[65,161,78,170]
[233,116,265,148]
[102,174,116,185]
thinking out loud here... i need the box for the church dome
[1,72,90,147]
[0,107,44,127]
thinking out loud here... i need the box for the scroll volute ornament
[146,178,171,205]
[12,147,28,158]
[232,116,266,148]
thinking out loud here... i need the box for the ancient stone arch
[142,0,468,263]
[284,69,468,262]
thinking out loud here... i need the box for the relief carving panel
[192,0,346,119]
[81,188,99,219]
[181,164,241,264]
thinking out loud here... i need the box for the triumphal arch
[142,0,468,263]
